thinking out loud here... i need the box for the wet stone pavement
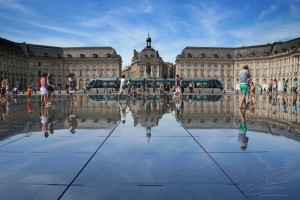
[0,93,299,200]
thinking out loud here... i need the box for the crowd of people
[116,74,195,101]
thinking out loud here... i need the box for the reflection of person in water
[1,96,9,121]
[146,127,151,142]
[175,97,183,120]
[272,96,277,114]
[238,107,249,151]
[68,105,78,134]
[292,91,298,114]
[118,101,130,124]
[41,106,50,138]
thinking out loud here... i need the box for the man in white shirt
[117,74,126,99]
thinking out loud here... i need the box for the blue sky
[1,0,300,67]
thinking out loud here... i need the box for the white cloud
[289,4,300,18]
[0,0,34,14]
[259,4,276,18]
[229,19,300,46]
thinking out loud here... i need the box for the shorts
[69,89,75,94]
[40,87,48,95]
[240,83,248,95]
[239,122,247,133]
[176,86,181,93]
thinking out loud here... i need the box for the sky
[1,0,300,67]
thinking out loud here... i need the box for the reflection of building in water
[1,95,299,142]
[131,96,165,128]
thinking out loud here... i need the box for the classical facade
[0,38,122,90]
[63,47,122,89]
[124,34,171,78]
[0,38,28,90]
[176,37,300,91]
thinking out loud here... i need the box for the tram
[86,78,224,93]
[86,94,222,103]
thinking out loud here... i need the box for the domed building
[123,34,173,78]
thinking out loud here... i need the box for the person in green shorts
[239,65,250,108]
[238,107,249,151]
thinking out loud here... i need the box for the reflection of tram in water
[86,78,224,93]
[86,94,222,102]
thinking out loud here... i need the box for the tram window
[95,80,102,88]
[195,82,201,88]
[88,80,95,88]
[202,82,208,88]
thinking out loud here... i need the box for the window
[80,54,85,58]
[180,69,184,76]
[67,54,72,58]
[107,54,111,58]
[93,54,98,58]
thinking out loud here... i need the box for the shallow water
[0,94,299,200]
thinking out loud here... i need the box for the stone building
[0,38,122,90]
[125,34,169,78]
[176,37,300,91]
[63,47,122,89]
[25,44,64,89]
[0,38,28,90]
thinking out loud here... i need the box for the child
[249,82,256,102]
[27,86,33,103]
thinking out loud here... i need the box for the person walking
[117,74,126,99]
[293,77,298,92]
[47,74,55,103]
[283,80,289,96]
[267,80,272,95]
[249,82,256,102]
[175,74,181,98]
[67,73,77,104]
[272,79,278,96]
[40,73,50,106]
[239,65,250,109]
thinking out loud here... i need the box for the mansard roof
[25,43,63,57]
[63,47,120,58]
[178,37,300,60]
[234,44,273,58]
[271,37,300,55]
[0,37,26,56]
[178,47,234,59]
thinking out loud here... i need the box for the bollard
[97,89,98,94]
[212,90,214,94]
